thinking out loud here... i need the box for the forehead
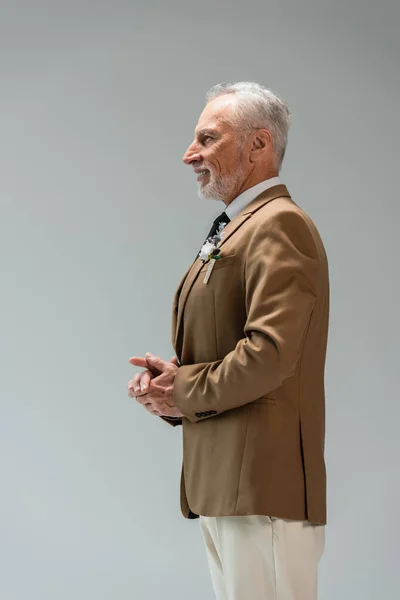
[194,96,235,137]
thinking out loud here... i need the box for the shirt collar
[225,176,282,220]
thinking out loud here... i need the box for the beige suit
[162,184,329,528]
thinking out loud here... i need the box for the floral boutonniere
[198,222,227,262]
[198,222,227,284]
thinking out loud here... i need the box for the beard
[197,152,245,203]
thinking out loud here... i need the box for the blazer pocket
[252,396,276,405]
[199,254,236,273]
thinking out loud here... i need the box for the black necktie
[195,211,230,262]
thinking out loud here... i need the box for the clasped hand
[127,352,183,418]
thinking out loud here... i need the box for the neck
[224,169,279,206]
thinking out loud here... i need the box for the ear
[249,129,272,162]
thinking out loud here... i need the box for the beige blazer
[161,184,329,525]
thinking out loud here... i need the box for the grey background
[1,1,398,598]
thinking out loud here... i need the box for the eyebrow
[195,128,218,138]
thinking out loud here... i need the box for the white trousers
[199,515,325,600]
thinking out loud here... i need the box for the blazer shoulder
[249,196,313,235]
[255,195,307,220]
[254,196,325,251]
[246,197,327,264]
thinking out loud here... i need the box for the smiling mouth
[197,169,210,182]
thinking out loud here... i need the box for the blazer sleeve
[172,209,320,423]
[159,415,182,427]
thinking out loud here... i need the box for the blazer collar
[238,184,291,215]
[216,184,291,249]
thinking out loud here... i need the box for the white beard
[197,163,245,202]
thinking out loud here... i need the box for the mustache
[193,162,212,172]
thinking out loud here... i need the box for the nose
[182,141,201,165]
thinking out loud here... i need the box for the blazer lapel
[173,184,291,353]
[173,213,251,351]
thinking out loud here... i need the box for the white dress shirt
[224,176,281,220]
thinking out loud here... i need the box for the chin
[197,184,220,201]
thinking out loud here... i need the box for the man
[128,81,329,600]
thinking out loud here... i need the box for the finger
[127,374,144,397]
[134,389,149,397]
[129,355,161,376]
[134,373,142,393]
[140,369,153,392]
[170,356,179,366]
[136,384,163,399]
[127,378,137,397]
[129,356,148,368]
[145,353,170,373]
[132,372,155,397]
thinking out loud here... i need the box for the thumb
[170,356,179,366]
[145,352,168,372]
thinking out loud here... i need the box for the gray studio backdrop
[1,1,398,599]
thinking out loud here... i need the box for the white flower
[199,240,216,261]
[198,222,227,262]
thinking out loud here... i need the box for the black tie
[195,211,230,262]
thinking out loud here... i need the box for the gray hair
[205,81,291,170]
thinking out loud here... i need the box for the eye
[202,135,213,144]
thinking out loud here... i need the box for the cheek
[213,158,222,173]
[204,153,219,172]
[217,145,238,175]
[205,145,224,174]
